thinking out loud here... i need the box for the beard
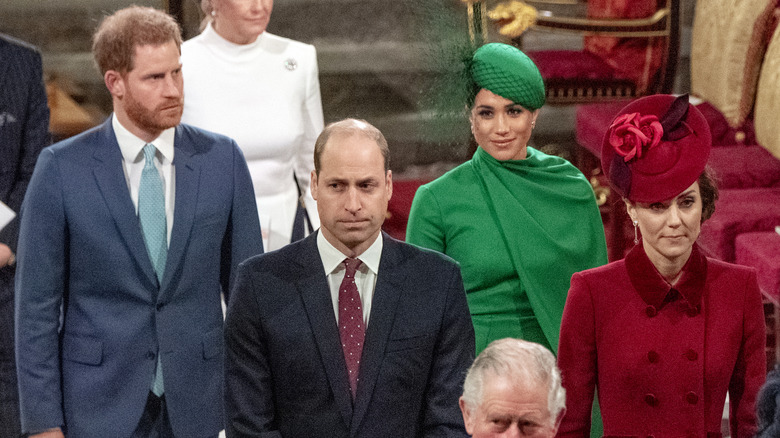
[123,87,183,135]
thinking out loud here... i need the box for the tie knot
[343,258,362,278]
[143,144,157,166]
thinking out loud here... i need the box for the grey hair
[461,338,565,426]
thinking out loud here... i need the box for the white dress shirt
[317,232,383,326]
[112,114,176,244]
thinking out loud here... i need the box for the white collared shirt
[317,231,383,327]
[112,114,176,244]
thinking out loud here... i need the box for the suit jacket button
[647,350,659,363]
[686,391,698,405]
[644,393,658,406]
[645,306,657,317]
[146,351,155,360]
[685,349,698,361]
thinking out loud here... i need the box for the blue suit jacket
[225,232,475,437]
[15,119,263,437]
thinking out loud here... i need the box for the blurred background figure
[557,94,766,437]
[459,337,565,438]
[756,365,780,438]
[182,0,324,251]
[0,32,50,438]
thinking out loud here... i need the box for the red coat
[557,243,765,438]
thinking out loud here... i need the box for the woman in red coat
[557,94,766,438]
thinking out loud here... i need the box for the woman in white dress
[181,0,324,251]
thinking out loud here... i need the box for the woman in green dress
[406,43,608,355]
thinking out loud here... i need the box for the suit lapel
[295,234,355,427]
[160,126,200,294]
[91,119,158,286]
[350,234,408,435]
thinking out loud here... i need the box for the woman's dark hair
[698,167,718,222]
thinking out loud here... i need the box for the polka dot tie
[339,258,364,399]
[139,144,167,396]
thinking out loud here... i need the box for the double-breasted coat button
[685,349,698,361]
[685,391,698,405]
[146,351,155,360]
[644,393,658,406]
[647,350,659,363]
[645,306,657,317]
[686,305,700,317]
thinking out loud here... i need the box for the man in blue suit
[0,33,50,438]
[225,119,475,437]
[15,6,262,438]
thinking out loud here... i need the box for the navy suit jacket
[225,232,475,438]
[0,32,49,438]
[0,33,49,257]
[15,119,263,437]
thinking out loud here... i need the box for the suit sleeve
[14,148,66,433]
[729,269,765,438]
[556,273,597,438]
[296,45,323,230]
[422,262,474,437]
[224,262,282,438]
[0,47,50,253]
[221,142,263,303]
[406,185,446,253]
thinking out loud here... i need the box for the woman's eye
[680,198,695,208]
[508,107,523,116]
[478,110,493,118]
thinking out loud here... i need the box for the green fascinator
[471,42,546,110]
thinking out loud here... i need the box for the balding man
[459,338,566,437]
[225,118,475,437]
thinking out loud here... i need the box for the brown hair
[698,167,719,222]
[92,6,182,76]
[314,119,390,175]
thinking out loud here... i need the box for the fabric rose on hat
[608,112,663,162]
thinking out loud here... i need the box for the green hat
[470,43,546,110]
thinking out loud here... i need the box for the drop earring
[633,220,639,245]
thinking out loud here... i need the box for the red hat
[601,94,711,203]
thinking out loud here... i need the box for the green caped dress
[407,146,608,355]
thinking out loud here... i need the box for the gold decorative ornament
[487,1,538,38]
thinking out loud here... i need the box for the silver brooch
[284,58,298,71]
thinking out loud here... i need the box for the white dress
[181,24,323,251]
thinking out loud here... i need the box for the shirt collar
[112,113,175,164]
[625,242,708,310]
[317,231,383,276]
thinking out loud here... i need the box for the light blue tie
[138,143,167,396]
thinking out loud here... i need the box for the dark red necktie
[339,258,365,399]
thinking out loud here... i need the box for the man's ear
[552,407,566,434]
[385,170,393,201]
[310,170,319,201]
[459,397,474,436]
[105,70,125,99]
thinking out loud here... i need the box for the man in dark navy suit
[15,6,262,438]
[225,118,475,437]
[0,32,50,438]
